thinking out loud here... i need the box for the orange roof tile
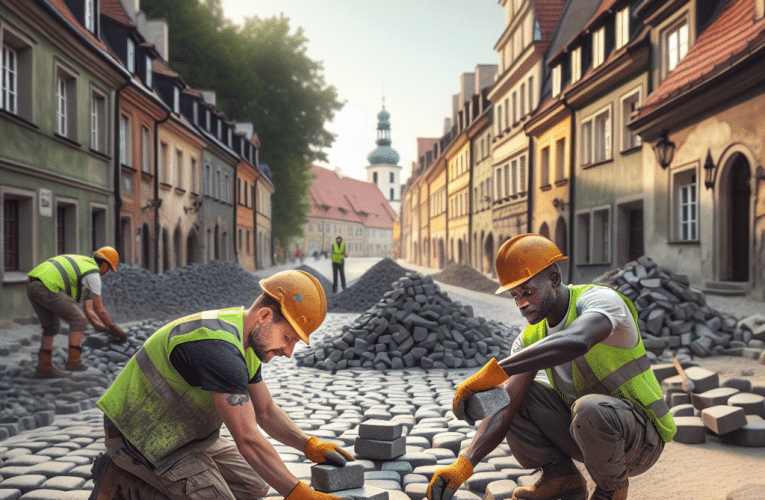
[100,0,134,27]
[639,0,765,116]
[153,58,180,79]
[46,0,112,55]
[532,0,567,43]
[417,138,439,158]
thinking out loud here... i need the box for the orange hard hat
[259,270,327,344]
[93,246,119,271]
[495,234,567,294]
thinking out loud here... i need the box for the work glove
[285,481,351,500]
[107,324,128,342]
[427,455,474,500]
[303,436,355,466]
[453,358,509,425]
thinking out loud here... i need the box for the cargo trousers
[26,278,89,336]
[105,428,269,500]
[506,381,664,492]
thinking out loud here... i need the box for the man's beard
[248,322,274,362]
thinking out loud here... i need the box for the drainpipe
[154,109,171,273]
[526,135,534,234]
[233,161,239,265]
[113,82,130,255]
[562,97,575,285]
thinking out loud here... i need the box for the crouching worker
[428,234,675,500]
[93,270,355,500]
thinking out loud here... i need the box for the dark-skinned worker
[26,246,127,378]
[428,234,676,500]
[91,270,355,500]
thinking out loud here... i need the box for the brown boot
[590,479,628,500]
[65,345,88,371]
[35,349,68,378]
[512,458,588,500]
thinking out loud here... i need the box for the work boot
[590,479,628,500]
[66,345,88,371]
[35,349,68,378]
[512,458,588,500]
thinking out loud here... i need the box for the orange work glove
[427,455,474,500]
[303,436,355,466]
[107,324,127,341]
[285,481,351,500]
[453,358,509,425]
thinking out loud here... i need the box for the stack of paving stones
[432,264,502,296]
[652,362,765,447]
[327,259,411,313]
[311,460,388,500]
[594,256,765,361]
[295,272,520,372]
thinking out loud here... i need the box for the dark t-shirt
[169,339,262,395]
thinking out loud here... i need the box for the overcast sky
[221,0,504,182]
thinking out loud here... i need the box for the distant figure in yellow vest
[331,235,348,293]
[428,234,675,500]
[27,246,127,378]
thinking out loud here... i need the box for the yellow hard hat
[93,246,119,271]
[259,270,327,344]
[495,234,567,294]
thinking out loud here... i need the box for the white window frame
[173,86,180,115]
[672,166,699,242]
[1,25,33,121]
[592,26,606,67]
[571,47,581,83]
[616,7,630,49]
[84,0,95,32]
[540,146,550,187]
[55,63,77,139]
[145,55,153,88]
[580,105,612,165]
[141,125,150,173]
[664,17,689,74]
[577,205,612,264]
[1,45,18,114]
[555,137,566,182]
[119,114,131,166]
[552,65,562,97]
[620,89,642,151]
[90,88,107,153]
[127,38,135,74]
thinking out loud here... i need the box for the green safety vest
[521,284,677,443]
[28,255,100,302]
[97,307,261,472]
[332,240,345,263]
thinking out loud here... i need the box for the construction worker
[92,270,355,500]
[26,246,126,378]
[428,234,676,500]
[331,235,348,293]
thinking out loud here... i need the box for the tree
[141,0,343,246]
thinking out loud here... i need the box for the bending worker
[27,246,126,377]
[94,270,355,500]
[331,235,348,293]
[428,234,676,500]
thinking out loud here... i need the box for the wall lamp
[653,130,676,169]
[552,197,568,210]
[140,198,162,213]
[184,200,203,214]
[703,149,716,190]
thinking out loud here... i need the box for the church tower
[366,100,402,215]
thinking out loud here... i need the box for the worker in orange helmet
[26,246,126,377]
[428,234,676,500]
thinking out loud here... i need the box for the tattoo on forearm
[226,393,250,406]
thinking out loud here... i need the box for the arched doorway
[187,229,200,264]
[162,227,170,272]
[726,154,751,281]
[142,223,151,271]
[173,225,182,268]
[484,232,495,276]
[539,222,550,239]
[438,239,446,269]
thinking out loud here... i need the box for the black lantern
[653,130,675,169]
[703,149,716,190]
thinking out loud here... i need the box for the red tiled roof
[46,0,112,54]
[153,58,181,79]
[417,138,439,158]
[308,165,396,229]
[532,0,567,43]
[639,0,765,116]
[100,0,134,27]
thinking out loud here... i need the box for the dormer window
[145,56,153,88]
[228,128,232,148]
[173,86,180,114]
[571,47,581,83]
[552,64,562,97]
[665,19,689,72]
[193,101,198,124]
[84,0,95,32]
[206,109,210,130]
[216,119,222,140]
[592,27,605,67]
[127,39,135,74]
[616,7,630,49]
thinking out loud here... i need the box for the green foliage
[140,0,343,246]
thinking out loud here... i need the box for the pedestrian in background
[331,235,348,293]
[26,246,127,378]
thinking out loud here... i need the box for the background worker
[26,246,126,378]
[428,234,676,500]
[94,270,354,500]
[331,235,348,293]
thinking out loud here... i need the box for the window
[1,27,33,120]
[390,188,394,201]
[621,90,642,151]
[552,65,562,97]
[520,83,526,116]
[175,149,183,188]
[56,201,77,255]
[91,90,106,153]
[512,91,518,124]
[504,164,510,197]
[390,172,394,183]
[119,114,131,166]
[239,229,243,251]
[56,65,77,139]
[592,26,606,67]
[216,170,221,199]
[1,45,17,114]
[571,47,581,83]
[666,19,689,72]
[675,170,698,241]
[511,158,526,196]
[373,172,378,184]
[581,106,611,165]
[84,0,95,32]
[616,7,630,49]
[145,55,153,88]
[141,126,150,173]
[577,207,611,264]
[204,165,212,196]
[159,141,168,183]
[540,146,550,187]
[581,121,592,165]
[224,174,230,203]
[555,138,566,181]
[496,104,503,134]
[173,86,180,115]
[4,199,19,271]
[528,76,534,110]
[127,38,135,74]
[191,158,198,194]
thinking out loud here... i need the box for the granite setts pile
[296,272,520,372]
[594,256,765,360]
[327,258,411,313]
[432,263,502,295]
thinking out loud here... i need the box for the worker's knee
[68,313,88,332]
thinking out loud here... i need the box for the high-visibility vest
[521,284,676,442]
[97,307,261,472]
[28,255,100,302]
[332,240,345,264]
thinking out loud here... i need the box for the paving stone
[407,427,446,445]
[670,392,691,407]
[24,460,76,477]
[381,460,413,478]
[430,432,464,455]
[720,416,765,447]
[487,456,524,470]
[0,475,47,493]
[311,462,365,493]
[402,473,428,487]
[332,485,389,500]
[650,363,679,384]
[3,455,51,467]
[452,490,482,500]
[702,405,748,435]
[672,416,706,444]
[484,479,519,500]
[411,464,441,482]
[466,387,510,422]
[727,393,765,418]
[387,490,412,500]
[465,471,509,494]
[40,475,87,490]
[355,436,406,460]
[404,436,431,449]
[404,482,428,500]
[359,420,404,441]
[0,490,22,500]
[391,452,437,469]
[684,366,720,393]
[670,404,696,417]
[18,490,90,500]
[285,462,312,480]
[66,464,95,479]
[692,387,740,410]
[366,480,403,490]
[503,468,538,482]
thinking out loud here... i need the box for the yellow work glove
[427,455,474,500]
[285,481,351,500]
[453,358,509,425]
[303,436,355,466]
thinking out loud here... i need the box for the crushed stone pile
[432,263,501,295]
[295,264,333,299]
[296,271,521,372]
[327,258,411,312]
[594,256,765,360]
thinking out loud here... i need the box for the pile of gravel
[432,263,501,295]
[327,258,411,312]
[594,256,762,359]
[295,264,333,300]
[296,271,520,372]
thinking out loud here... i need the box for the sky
[221,0,505,182]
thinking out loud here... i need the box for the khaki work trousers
[506,381,664,492]
[26,279,88,336]
[105,431,269,500]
